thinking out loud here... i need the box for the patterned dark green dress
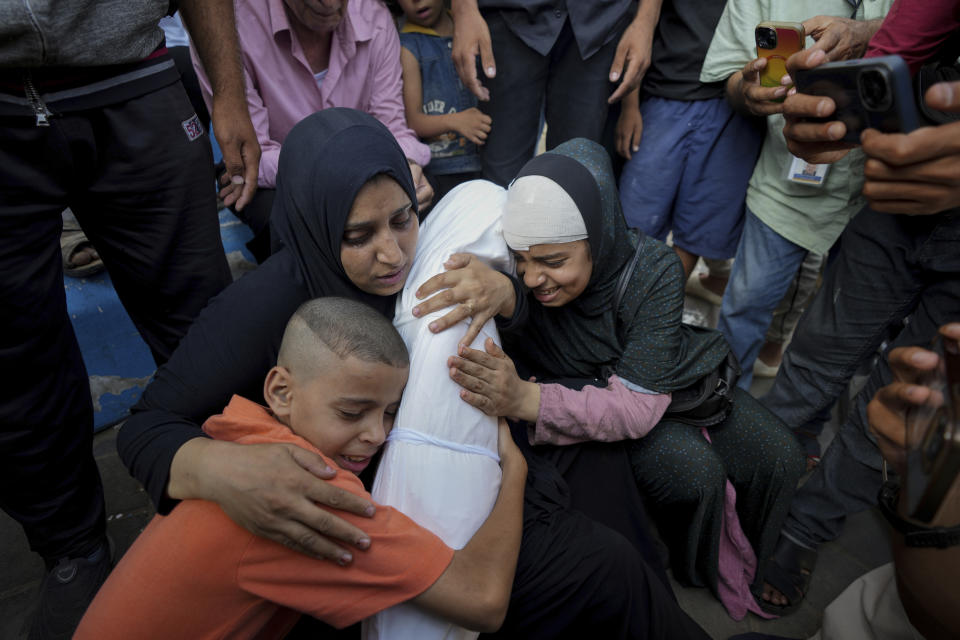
[503,138,805,599]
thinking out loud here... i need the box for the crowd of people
[2,0,959,639]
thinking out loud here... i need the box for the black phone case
[793,55,921,143]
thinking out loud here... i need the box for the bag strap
[598,233,645,380]
[614,233,646,328]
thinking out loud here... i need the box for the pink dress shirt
[194,0,430,188]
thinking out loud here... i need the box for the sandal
[757,536,817,616]
[61,229,104,278]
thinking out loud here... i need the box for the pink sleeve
[865,0,960,75]
[366,11,431,166]
[240,64,282,189]
[530,375,671,446]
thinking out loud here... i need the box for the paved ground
[1,235,892,639]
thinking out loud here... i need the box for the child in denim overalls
[397,0,490,202]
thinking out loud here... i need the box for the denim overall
[400,30,481,175]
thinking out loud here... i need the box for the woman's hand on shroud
[413,253,516,347]
[170,438,375,564]
[448,338,541,422]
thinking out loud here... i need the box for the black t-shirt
[642,0,728,101]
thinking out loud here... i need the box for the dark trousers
[761,206,960,549]
[630,388,804,596]
[169,46,210,131]
[479,15,623,186]
[0,81,232,561]
[486,424,708,639]
[289,440,709,640]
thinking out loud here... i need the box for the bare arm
[400,47,491,144]
[615,86,643,159]
[179,0,260,210]
[608,0,664,103]
[867,324,960,640]
[412,419,526,632]
[451,0,495,101]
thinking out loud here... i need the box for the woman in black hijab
[118,107,515,549]
[449,138,805,618]
[118,112,705,638]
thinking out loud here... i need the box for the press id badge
[785,155,829,187]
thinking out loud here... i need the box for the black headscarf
[270,108,418,318]
[506,139,728,392]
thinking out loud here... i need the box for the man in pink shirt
[194,0,433,261]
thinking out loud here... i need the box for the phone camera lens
[756,27,777,50]
[858,69,891,111]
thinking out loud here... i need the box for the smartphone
[755,21,805,98]
[904,334,960,525]
[793,55,922,143]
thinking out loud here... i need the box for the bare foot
[762,582,789,607]
[699,273,728,298]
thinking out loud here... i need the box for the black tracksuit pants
[0,80,231,562]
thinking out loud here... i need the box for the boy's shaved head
[278,297,409,378]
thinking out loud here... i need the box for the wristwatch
[878,480,960,548]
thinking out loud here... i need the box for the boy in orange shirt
[76,297,526,639]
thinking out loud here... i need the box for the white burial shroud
[362,181,511,640]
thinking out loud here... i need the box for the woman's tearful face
[340,175,419,296]
[512,239,592,307]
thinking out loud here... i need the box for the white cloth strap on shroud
[387,428,500,464]
[362,181,513,640]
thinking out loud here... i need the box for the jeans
[763,206,960,549]
[718,209,811,389]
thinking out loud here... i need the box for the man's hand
[867,323,960,478]
[448,338,541,421]
[802,15,879,63]
[179,0,260,210]
[213,101,261,210]
[860,81,960,215]
[412,253,516,347]
[408,160,435,211]
[452,107,493,145]
[608,0,662,104]
[170,438,375,563]
[728,57,787,117]
[616,100,643,160]
[452,1,495,101]
[781,48,857,164]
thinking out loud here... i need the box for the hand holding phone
[792,55,921,143]
[904,334,960,525]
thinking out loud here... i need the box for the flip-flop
[756,536,817,616]
[61,230,105,278]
